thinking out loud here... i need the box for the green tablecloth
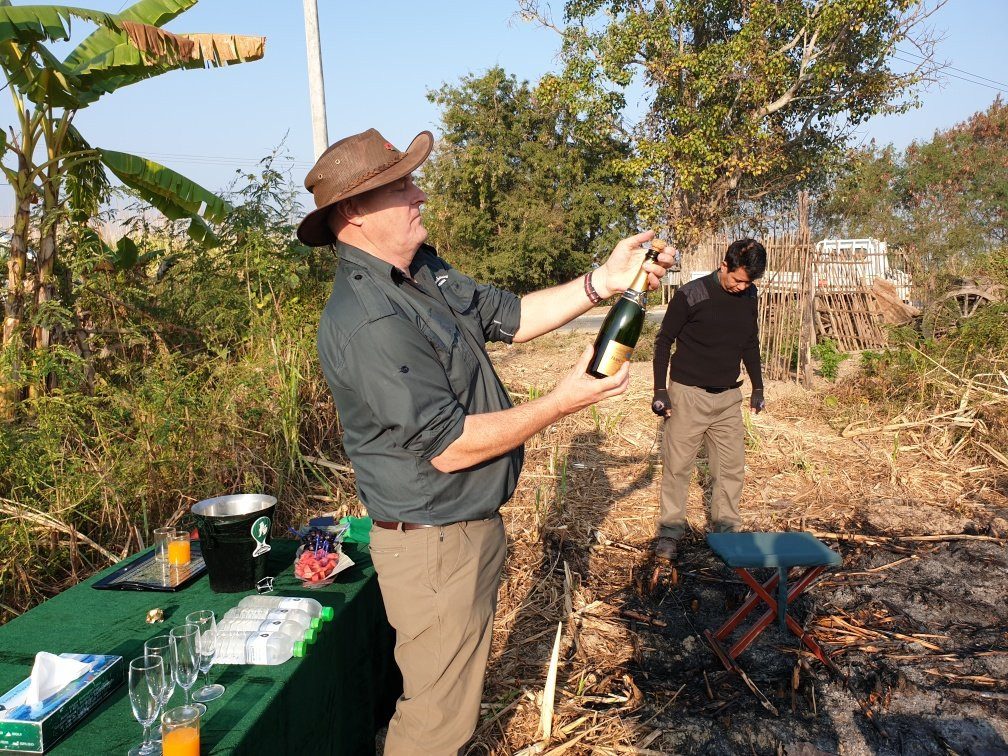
[0,539,401,754]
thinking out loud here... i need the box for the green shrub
[0,162,358,624]
[811,338,849,380]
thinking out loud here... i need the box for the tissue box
[0,654,123,753]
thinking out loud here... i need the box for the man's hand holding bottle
[593,231,678,297]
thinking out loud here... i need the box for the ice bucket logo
[251,516,272,557]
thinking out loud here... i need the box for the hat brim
[296,130,434,247]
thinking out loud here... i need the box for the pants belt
[701,382,743,394]
[372,520,438,531]
[373,516,498,531]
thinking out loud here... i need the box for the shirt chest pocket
[437,271,477,316]
[420,308,480,396]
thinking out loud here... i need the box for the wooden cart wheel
[922,286,997,339]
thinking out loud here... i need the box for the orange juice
[167,539,190,565]
[162,725,199,756]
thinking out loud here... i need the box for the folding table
[704,531,841,669]
[0,539,401,755]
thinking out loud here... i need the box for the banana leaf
[100,148,232,246]
[1,4,262,107]
[0,5,125,46]
[70,30,264,96]
[0,37,87,108]
[63,0,198,69]
[63,125,110,220]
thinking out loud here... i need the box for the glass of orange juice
[161,704,199,756]
[167,531,191,566]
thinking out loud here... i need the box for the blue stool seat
[705,531,841,669]
[707,531,842,569]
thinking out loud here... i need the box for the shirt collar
[334,241,438,286]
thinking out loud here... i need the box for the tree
[902,97,1008,269]
[520,0,943,248]
[813,141,907,241]
[815,98,1008,289]
[421,66,637,294]
[0,0,265,416]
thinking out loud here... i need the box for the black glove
[750,388,765,413]
[651,389,670,416]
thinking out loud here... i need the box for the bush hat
[297,128,434,247]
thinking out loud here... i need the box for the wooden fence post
[798,192,814,387]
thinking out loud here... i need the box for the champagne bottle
[587,240,665,378]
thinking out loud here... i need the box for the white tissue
[24,652,90,706]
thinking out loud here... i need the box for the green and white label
[251,516,272,557]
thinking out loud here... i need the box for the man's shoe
[711,521,740,534]
[654,537,678,561]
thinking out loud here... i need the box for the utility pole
[303,0,328,161]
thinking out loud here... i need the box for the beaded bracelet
[584,270,602,304]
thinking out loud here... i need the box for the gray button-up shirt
[316,241,523,524]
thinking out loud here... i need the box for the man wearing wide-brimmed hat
[301,127,675,755]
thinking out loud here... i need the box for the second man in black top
[650,239,767,561]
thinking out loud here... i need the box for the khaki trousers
[369,516,506,756]
[659,382,745,538]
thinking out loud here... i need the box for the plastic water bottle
[207,629,307,665]
[237,595,334,622]
[220,606,321,632]
[217,616,317,645]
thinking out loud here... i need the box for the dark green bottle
[587,247,661,378]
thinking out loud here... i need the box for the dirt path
[467,333,1008,755]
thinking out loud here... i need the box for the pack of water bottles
[205,596,334,666]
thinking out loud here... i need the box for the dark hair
[724,238,767,281]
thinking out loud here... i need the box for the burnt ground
[618,531,1008,755]
[459,333,1008,756]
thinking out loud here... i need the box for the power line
[893,47,1008,91]
[126,152,313,169]
[891,54,1006,93]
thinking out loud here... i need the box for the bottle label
[594,341,634,376]
[265,609,289,622]
[246,632,275,665]
[277,598,304,610]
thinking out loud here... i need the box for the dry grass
[464,332,1007,754]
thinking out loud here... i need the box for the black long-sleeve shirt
[652,271,763,391]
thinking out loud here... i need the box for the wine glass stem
[142,721,151,747]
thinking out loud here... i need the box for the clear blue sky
[2,0,1006,219]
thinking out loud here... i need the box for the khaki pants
[369,516,506,756]
[659,382,745,539]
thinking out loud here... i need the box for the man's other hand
[651,388,670,417]
[750,389,765,414]
[552,345,631,416]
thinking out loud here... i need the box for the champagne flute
[143,635,177,739]
[185,609,225,703]
[127,655,165,756]
[169,623,205,715]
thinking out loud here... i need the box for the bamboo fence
[662,234,900,383]
[666,233,814,383]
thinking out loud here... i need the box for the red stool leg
[726,566,827,661]
[712,570,781,641]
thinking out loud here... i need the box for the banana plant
[0,0,265,414]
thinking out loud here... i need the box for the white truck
[814,238,912,303]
